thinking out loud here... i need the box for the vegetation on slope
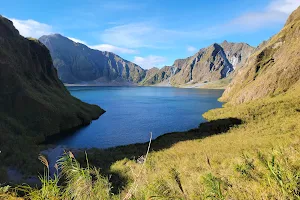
[221,6,300,104]
[0,16,105,181]
[194,77,232,89]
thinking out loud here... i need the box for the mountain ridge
[39,33,255,87]
[39,34,146,85]
[39,33,255,88]
[141,41,254,87]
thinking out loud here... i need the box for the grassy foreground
[103,83,300,199]
[1,84,300,199]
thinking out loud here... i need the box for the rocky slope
[221,6,300,104]
[141,42,254,87]
[171,43,234,85]
[38,33,253,87]
[141,66,177,86]
[0,16,105,173]
[220,40,254,70]
[39,34,146,84]
[143,67,159,82]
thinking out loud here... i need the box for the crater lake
[53,86,223,148]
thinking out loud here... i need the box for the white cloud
[100,23,185,49]
[100,22,220,49]
[133,55,167,69]
[67,37,137,54]
[101,23,158,48]
[187,46,198,53]
[100,0,300,50]
[90,44,138,54]
[226,11,286,31]
[10,18,53,38]
[68,37,87,44]
[224,0,299,32]
[269,0,300,14]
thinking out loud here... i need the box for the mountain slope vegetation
[0,16,104,179]
[221,7,300,104]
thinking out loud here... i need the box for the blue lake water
[54,87,223,148]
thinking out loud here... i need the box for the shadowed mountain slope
[0,15,104,175]
[39,34,146,85]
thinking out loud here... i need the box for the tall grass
[2,143,299,199]
[16,152,112,200]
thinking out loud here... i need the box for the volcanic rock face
[220,6,300,104]
[39,33,254,87]
[170,43,234,85]
[142,42,254,86]
[141,66,176,86]
[220,40,255,70]
[0,15,104,142]
[39,34,146,85]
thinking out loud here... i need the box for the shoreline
[65,83,228,90]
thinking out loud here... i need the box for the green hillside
[0,15,104,181]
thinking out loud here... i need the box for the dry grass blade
[206,154,211,169]
[38,154,49,169]
[69,151,75,159]
[123,132,153,200]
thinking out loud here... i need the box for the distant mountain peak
[141,41,254,86]
[39,34,146,85]
[39,33,254,87]
[222,40,229,44]
[41,33,64,39]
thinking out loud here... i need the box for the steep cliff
[0,16,104,173]
[220,40,254,70]
[171,44,234,85]
[39,34,146,85]
[140,42,254,87]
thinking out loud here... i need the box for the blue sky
[1,0,299,69]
